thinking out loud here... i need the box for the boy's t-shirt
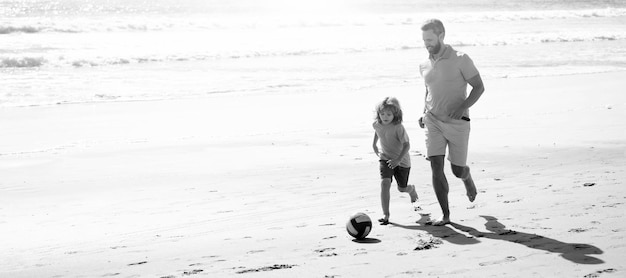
[373,122,411,168]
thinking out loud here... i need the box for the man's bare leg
[463,172,477,202]
[430,156,450,225]
[452,165,477,202]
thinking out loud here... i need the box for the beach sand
[1,72,625,277]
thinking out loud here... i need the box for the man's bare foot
[428,216,450,226]
[463,173,477,202]
[467,190,477,202]
[408,184,419,203]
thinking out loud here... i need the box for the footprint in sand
[413,237,443,251]
[182,269,204,275]
[235,264,297,274]
[315,247,338,257]
[478,256,516,266]
[583,268,617,278]
[110,245,127,250]
[353,248,368,256]
[569,228,588,233]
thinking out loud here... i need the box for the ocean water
[1,0,625,107]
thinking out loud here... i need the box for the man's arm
[423,85,429,114]
[449,74,485,120]
[419,86,428,128]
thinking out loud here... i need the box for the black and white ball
[346,212,372,239]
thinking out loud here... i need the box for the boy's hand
[419,116,425,128]
[387,159,400,169]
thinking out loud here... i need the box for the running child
[372,97,418,225]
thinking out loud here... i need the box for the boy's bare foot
[378,217,390,225]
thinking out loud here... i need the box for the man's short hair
[421,19,445,36]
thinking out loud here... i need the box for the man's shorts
[423,113,470,166]
[379,160,410,188]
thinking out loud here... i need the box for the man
[418,19,485,226]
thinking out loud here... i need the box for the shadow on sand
[392,214,604,264]
[352,238,382,244]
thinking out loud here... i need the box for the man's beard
[427,41,442,55]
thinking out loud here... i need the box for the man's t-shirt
[419,45,479,122]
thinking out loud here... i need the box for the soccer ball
[346,212,372,239]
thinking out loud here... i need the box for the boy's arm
[372,133,380,157]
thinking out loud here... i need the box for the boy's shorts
[423,113,470,167]
[379,160,410,188]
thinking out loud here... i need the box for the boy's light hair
[375,97,403,124]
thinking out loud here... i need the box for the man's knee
[429,156,445,173]
[451,164,469,179]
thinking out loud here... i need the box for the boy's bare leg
[399,184,418,203]
[380,178,391,222]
